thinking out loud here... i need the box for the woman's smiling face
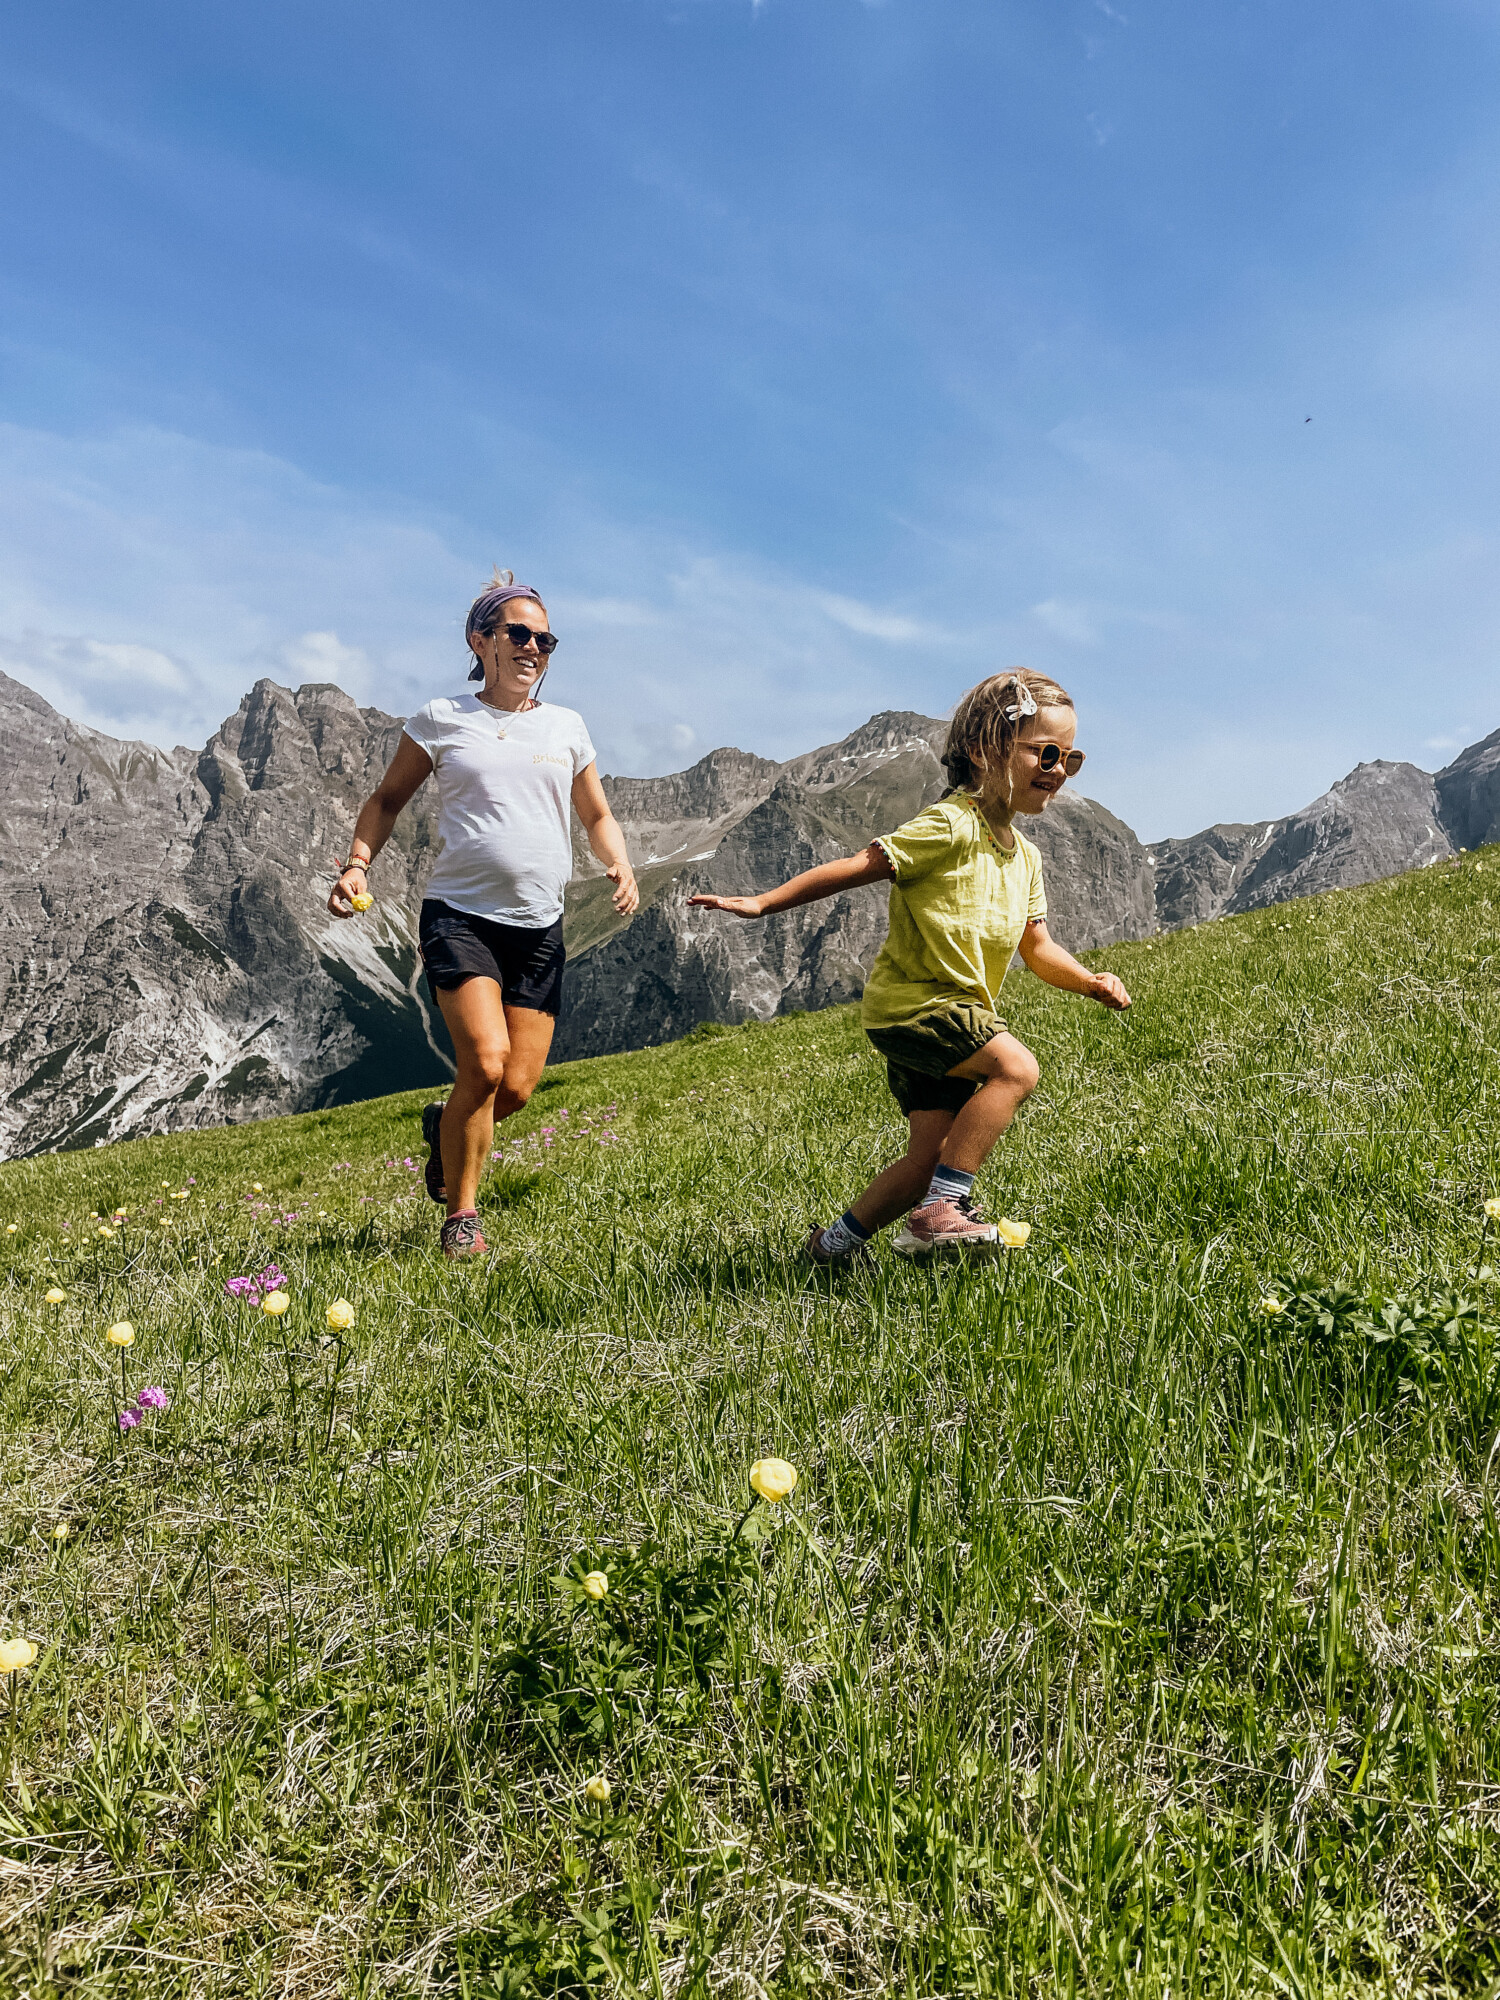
[471,598,552,705]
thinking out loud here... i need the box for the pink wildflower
[137,1386,168,1410]
[118,1408,141,1432]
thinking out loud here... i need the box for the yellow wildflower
[1259,1297,1284,1316]
[749,1458,798,1504]
[1485,1198,1500,1222]
[350,893,373,913]
[325,1298,356,1331]
[995,1218,1031,1249]
[584,1773,611,1805]
[96,1227,114,1239]
[4,1224,16,1235]
[0,1639,37,1674]
[106,1323,135,1347]
[52,1523,69,1542]
[581,1571,609,1601]
[252,1183,264,1193]
[261,1290,290,1317]
[44,1287,66,1305]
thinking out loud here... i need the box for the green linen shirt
[860,796,1047,1032]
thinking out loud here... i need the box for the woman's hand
[607,863,639,916]
[687,892,766,920]
[1089,971,1132,1010]
[327,865,368,919]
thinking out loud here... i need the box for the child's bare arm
[687,843,894,920]
[1018,919,1131,1009]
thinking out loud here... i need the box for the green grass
[2,850,1500,1997]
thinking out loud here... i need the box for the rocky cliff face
[1,667,1494,1155]
[0,671,449,1157]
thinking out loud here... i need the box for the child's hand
[687,893,766,920]
[1090,971,1131,1010]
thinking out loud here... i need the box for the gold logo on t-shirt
[532,753,569,767]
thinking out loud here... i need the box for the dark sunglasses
[1030,741,1086,777]
[497,621,560,655]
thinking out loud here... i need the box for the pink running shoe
[440,1211,489,1260]
[893,1194,999,1257]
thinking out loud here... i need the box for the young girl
[688,669,1130,1256]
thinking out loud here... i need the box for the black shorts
[418,900,566,1016]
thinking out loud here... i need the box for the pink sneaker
[440,1211,489,1260]
[893,1195,999,1256]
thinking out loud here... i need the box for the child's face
[987,704,1079,817]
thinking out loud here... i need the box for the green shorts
[864,1001,1006,1117]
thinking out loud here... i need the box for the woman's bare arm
[572,763,639,916]
[327,734,433,917]
[687,842,894,920]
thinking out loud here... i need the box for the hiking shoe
[806,1223,870,1267]
[422,1101,446,1204]
[893,1194,999,1257]
[440,1210,488,1260]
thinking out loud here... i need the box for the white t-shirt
[401,696,597,926]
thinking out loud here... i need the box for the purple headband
[465,582,543,646]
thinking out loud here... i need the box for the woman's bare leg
[435,980,509,1216]
[434,985,557,1216]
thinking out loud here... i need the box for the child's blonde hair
[941,668,1073,800]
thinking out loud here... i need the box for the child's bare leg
[939,1033,1040,1174]
[849,1110,953,1234]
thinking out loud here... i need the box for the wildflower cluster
[225,1263,288,1305]
[119,1385,169,1432]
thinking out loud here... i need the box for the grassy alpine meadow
[1,850,1500,1998]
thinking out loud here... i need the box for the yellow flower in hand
[325,1298,356,1331]
[350,893,373,913]
[261,1291,290,1317]
[749,1458,798,1504]
[584,1773,611,1805]
[0,1639,37,1673]
[995,1218,1031,1249]
[581,1571,609,1601]
[44,1287,66,1305]
[106,1323,135,1347]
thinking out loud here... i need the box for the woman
[329,574,638,1258]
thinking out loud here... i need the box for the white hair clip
[1002,687,1038,723]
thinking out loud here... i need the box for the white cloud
[280,631,375,698]
[0,630,196,740]
[813,592,927,643]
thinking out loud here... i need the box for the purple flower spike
[118,1408,141,1431]
[137,1386,168,1410]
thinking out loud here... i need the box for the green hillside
[1,851,1499,1996]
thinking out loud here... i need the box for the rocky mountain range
[1,666,1496,1157]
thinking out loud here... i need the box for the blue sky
[2,0,1497,839]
